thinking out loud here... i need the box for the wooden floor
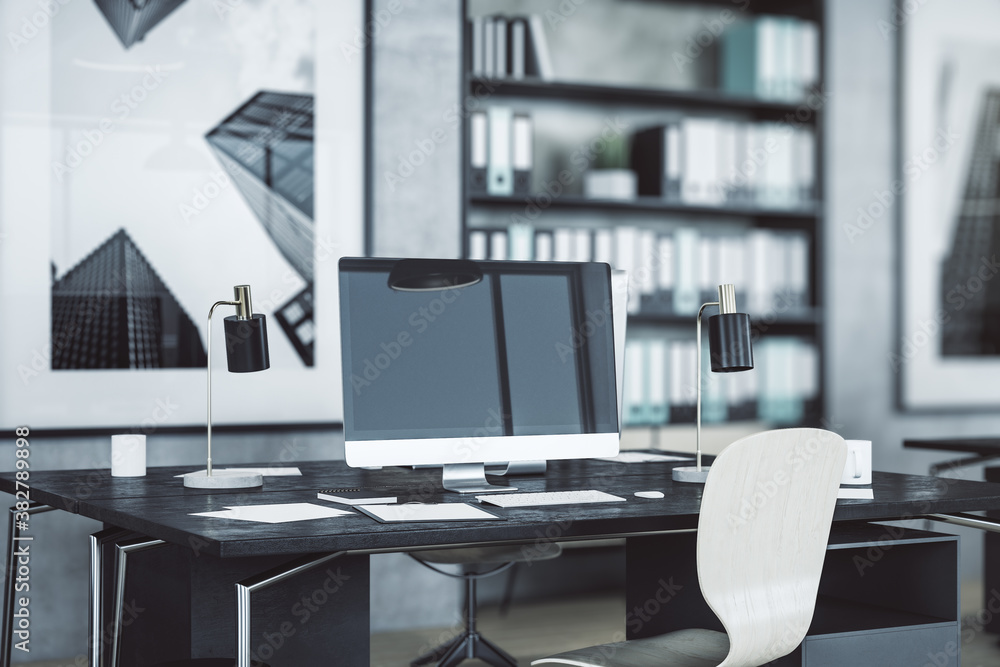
[371,593,624,666]
[21,583,1000,665]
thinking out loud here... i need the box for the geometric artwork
[51,229,207,369]
[93,0,189,49]
[939,90,1000,357]
[899,0,1000,409]
[0,0,362,430]
[205,92,316,366]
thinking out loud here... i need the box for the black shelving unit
[468,76,820,121]
[470,193,820,224]
[460,0,827,431]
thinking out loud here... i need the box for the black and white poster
[0,0,364,429]
[899,0,1000,409]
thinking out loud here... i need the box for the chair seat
[530,628,730,667]
[413,543,562,565]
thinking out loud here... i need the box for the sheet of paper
[190,503,354,523]
[176,467,302,478]
[838,488,874,500]
[359,503,502,523]
[595,451,693,463]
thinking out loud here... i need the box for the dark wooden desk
[4,458,1000,666]
[905,437,1000,635]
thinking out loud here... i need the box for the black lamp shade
[708,312,754,372]
[223,314,270,372]
[388,258,483,291]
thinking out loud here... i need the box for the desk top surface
[4,459,1000,558]
[904,437,1000,456]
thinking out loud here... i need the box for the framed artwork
[899,0,1000,410]
[0,0,364,430]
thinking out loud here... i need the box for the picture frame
[898,0,1000,410]
[0,0,365,431]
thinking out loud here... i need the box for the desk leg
[986,466,1000,634]
[88,528,134,667]
[2,503,53,667]
[234,552,370,667]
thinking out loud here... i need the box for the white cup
[111,434,146,477]
[841,439,872,486]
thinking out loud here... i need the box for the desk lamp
[673,284,753,483]
[183,285,270,489]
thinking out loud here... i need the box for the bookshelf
[460,0,826,440]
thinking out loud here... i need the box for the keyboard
[476,490,627,508]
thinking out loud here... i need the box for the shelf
[469,194,820,223]
[628,310,821,329]
[468,77,817,121]
[808,595,953,637]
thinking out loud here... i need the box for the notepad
[357,503,503,523]
[190,502,354,523]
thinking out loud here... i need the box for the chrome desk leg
[236,552,343,667]
[2,503,53,667]
[89,529,134,667]
[110,537,166,667]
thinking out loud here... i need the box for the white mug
[111,434,146,477]
[841,439,872,486]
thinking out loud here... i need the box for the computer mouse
[634,491,664,499]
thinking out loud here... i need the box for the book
[469,110,489,195]
[508,222,534,260]
[317,489,398,505]
[483,16,496,78]
[527,15,554,79]
[470,17,485,76]
[487,106,513,195]
[512,113,532,195]
[510,18,527,79]
[494,17,508,79]
[468,230,488,260]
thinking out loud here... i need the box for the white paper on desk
[595,451,692,463]
[837,488,874,500]
[359,503,502,523]
[175,467,302,478]
[190,503,354,523]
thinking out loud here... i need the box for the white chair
[532,427,848,667]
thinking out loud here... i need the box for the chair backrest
[697,428,847,667]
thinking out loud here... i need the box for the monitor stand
[442,463,517,494]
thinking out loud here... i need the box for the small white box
[584,169,637,200]
[111,434,146,477]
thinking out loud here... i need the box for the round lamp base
[183,470,263,489]
[672,466,711,484]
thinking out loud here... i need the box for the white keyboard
[476,490,627,508]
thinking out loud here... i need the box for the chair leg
[410,634,462,666]
[436,634,473,667]
[474,635,518,667]
[498,563,519,617]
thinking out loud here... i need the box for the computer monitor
[338,258,622,493]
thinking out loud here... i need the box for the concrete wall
[825,0,1000,583]
[370,0,463,258]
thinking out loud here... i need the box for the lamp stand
[183,296,263,489]
[672,300,716,484]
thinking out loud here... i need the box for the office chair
[410,543,563,667]
[532,428,848,667]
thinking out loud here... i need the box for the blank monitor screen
[339,258,619,453]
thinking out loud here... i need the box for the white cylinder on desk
[111,434,146,477]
